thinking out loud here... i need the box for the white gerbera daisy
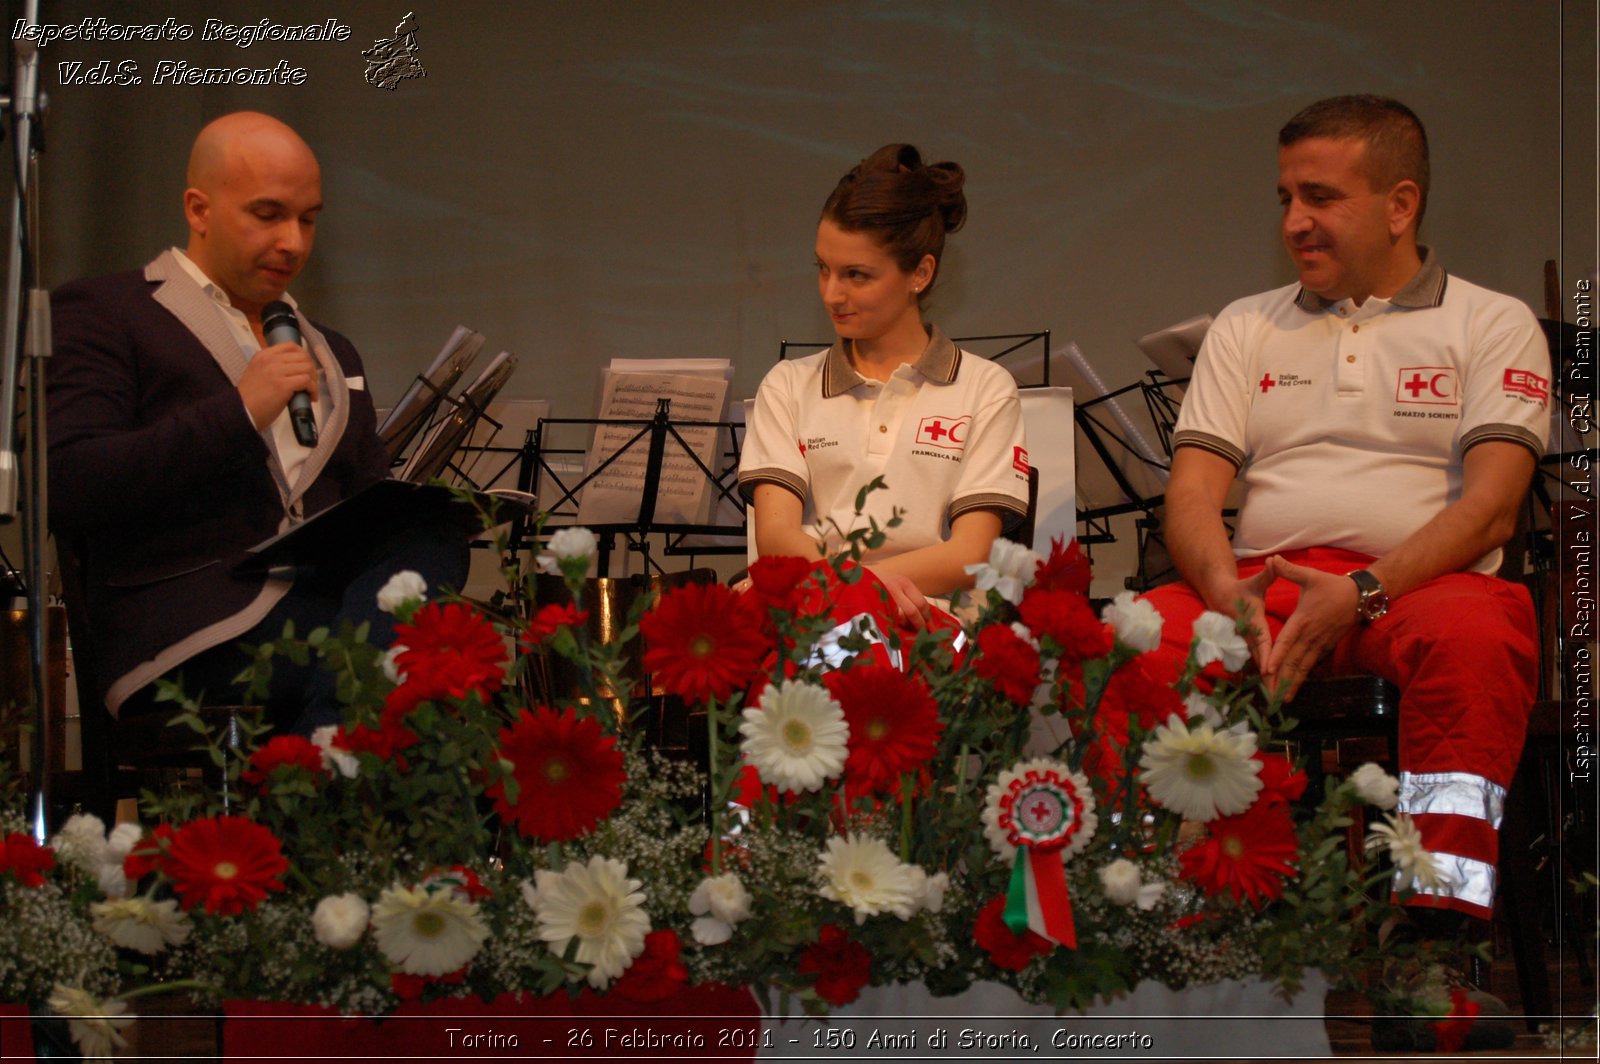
[1138,714,1262,821]
[816,833,919,924]
[964,538,1039,605]
[1101,591,1163,653]
[312,893,371,950]
[739,680,849,792]
[1191,611,1252,672]
[47,984,133,1061]
[1350,762,1400,810]
[530,856,650,989]
[90,897,191,954]
[1366,813,1448,890]
[370,884,489,976]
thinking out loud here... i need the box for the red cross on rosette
[982,758,1098,949]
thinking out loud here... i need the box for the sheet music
[577,369,731,525]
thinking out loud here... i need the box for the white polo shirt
[1172,249,1550,573]
[739,326,1030,564]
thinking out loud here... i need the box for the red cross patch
[1503,368,1549,402]
[1396,367,1458,405]
[916,414,970,450]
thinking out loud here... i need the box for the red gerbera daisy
[640,582,767,704]
[394,601,508,701]
[1033,536,1093,596]
[824,663,942,796]
[241,735,326,788]
[520,602,589,649]
[611,929,690,1002]
[0,832,55,887]
[1019,588,1111,662]
[162,816,289,916]
[974,896,1053,971]
[797,923,872,1006]
[487,707,626,842]
[973,624,1042,705]
[1178,800,1299,908]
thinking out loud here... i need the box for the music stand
[519,400,748,576]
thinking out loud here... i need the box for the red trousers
[1141,547,1538,918]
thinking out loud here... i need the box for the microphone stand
[0,0,55,841]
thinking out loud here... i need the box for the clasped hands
[1224,556,1361,702]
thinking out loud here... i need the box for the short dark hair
[821,144,966,300]
[1279,95,1430,223]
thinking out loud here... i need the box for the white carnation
[538,527,598,574]
[964,538,1039,606]
[1192,611,1252,672]
[312,893,371,950]
[376,570,427,614]
[1101,591,1163,653]
[1350,762,1400,810]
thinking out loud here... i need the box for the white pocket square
[346,376,366,391]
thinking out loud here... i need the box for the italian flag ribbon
[987,763,1096,949]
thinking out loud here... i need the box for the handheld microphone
[261,300,318,447]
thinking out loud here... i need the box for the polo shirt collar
[1294,245,1447,313]
[820,324,960,398]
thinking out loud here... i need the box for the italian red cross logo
[916,414,970,450]
[1258,373,1276,393]
[1395,366,1457,406]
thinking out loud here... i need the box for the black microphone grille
[261,300,297,329]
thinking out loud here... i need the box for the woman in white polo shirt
[739,144,1030,627]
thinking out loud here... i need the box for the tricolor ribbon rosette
[982,758,1097,949]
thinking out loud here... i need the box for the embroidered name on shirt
[1503,368,1550,403]
[1396,367,1458,406]
[915,414,970,450]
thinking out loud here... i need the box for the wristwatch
[1347,569,1390,623]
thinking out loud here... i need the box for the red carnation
[0,832,55,887]
[242,735,326,788]
[1033,536,1093,597]
[1178,800,1299,908]
[1019,588,1111,662]
[394,601,508,701]
[337,716,420,762]
[521,602,589,648]
[797,923,872,1006]
[487,707,626,843]
[1080,658,1182,789]
[611,929,690,1002]
[1431,988,1482,1054]
[162,816,289,916]
[973,625,1042,705]
[975,896,1053,971]
[1253,753,1308,806]
[640,582,768,704]
[123,823,176,882]
[746,555,817,618]
[824,663,942,796]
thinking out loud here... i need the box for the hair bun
[822,143,969,298]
